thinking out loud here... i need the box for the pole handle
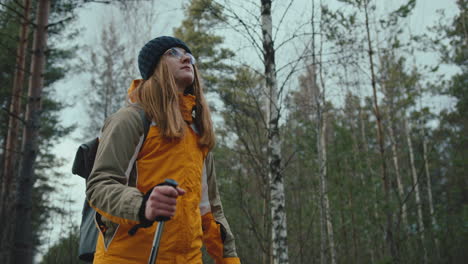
[148,179,178,264]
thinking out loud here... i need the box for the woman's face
[163,47,196,92]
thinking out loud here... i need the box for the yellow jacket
[86,80,240,264]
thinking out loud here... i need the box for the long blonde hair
[129,57,215,150]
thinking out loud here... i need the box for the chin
[179,76,194,86]
[177,78,195,91]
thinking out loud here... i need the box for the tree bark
[0,0,31,262]
[12,1,50,263]
[260,1,289,263]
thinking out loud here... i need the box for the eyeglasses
[164,47,196,65]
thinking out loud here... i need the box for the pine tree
[430,0,468,262]
[174,0,234,93]
[39,227,80,264]
[0,0,82,262]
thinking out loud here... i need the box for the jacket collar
[128,79,196,123]
[179,93,196,123]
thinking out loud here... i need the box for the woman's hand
[145,186,186,221]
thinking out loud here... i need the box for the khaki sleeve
[204,152,240,262]
[86,107,145,226]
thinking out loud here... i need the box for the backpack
[71,107,150,262]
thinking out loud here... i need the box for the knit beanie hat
[138,36,192,80]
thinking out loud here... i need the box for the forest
[0,0,466,263]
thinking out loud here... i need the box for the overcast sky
[40,0,460,258]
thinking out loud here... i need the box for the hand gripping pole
[148,179,178,264]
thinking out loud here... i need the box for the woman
[86,36,240,264]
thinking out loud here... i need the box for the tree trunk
[317,70,337,264]
[264,185,271,264]
[358,106,380,260]
[404,119,428,264]
[317,112,337,264]
[0,0,31,262]
[387,124,408,228]
[349,182,359,263]
[12,1,50,263]
[422,134,440,258]
[318,110,327,264]
[363,1,397,262]
[312,5,338,263]
[260,1,288,263]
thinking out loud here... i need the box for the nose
[181,54,191,64]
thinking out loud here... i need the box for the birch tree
[306,3,338,261]
[211,0,313,262]
[421,123,439,257]
[379,48,432,261]
[307,62,337,264]
[258,1,289,263]
[380,60,407,231]
[379,53,412,232]
[404,118,428,263]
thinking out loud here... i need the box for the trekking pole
[148,179,178,264]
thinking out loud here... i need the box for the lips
[181,66,191,71]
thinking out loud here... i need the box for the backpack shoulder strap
[136,108,150,143]
[129,104,150,143]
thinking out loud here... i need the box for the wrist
[138,188,154,225]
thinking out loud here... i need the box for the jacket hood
[127,79,143,103]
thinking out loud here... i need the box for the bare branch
[281,150,297,171]
[251,88,269,129]
[273,0,295,43]
[236,1,261,25]
[231,113,265,174]
[276,31,314,51]
[219,2,263,60]
[277,39,312,110]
